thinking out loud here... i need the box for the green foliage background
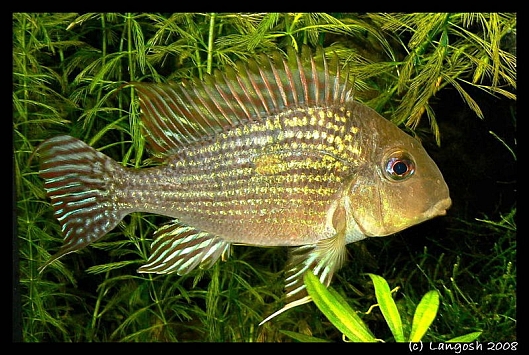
[13,13,516,342]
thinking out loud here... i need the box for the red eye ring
[383,151,415,181]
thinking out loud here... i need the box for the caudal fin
[38,135,126,271]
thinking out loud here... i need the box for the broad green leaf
[367,273,405,342]
[447,331,482,343]
[304,272,377,342]
[409,290,440,342]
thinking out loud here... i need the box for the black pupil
[393,161,408,175]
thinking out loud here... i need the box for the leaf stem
[207,13,217,75]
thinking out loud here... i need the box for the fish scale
[38,47,451,324]
[108,106,361,246]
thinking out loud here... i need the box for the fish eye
[383,151,415,181]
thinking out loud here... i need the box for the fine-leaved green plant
[14,12,515,342]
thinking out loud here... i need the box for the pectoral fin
[259,230,348,325]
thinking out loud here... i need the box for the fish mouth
[426,197,452,218]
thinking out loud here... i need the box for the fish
[37,47,451,325]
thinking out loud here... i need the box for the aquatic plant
[280,272,482,342]
[14,12,515,342]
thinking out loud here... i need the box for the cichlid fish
[38,47,451,324]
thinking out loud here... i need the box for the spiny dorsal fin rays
[174,81,223,136]
[339,62,352,103]
[281,53,299,107]
[134,84,196,157]
[221,65,255,121]
[296,50,310,105]
[232,61,267,122]
[138,221,230,275]
[207,71,245,125]
[333,59,342,103]
[310,49,321,104]
[189,76,236,129]
[133,47,354,157]
[252,59,277,115]
[267,52,289,108]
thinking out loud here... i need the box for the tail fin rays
[38,135,125,272]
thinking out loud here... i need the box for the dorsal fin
[132,47,354,157]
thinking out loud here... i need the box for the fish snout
[429,197,452,217]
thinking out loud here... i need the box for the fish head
[347,107,451,238]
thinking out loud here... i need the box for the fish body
[38,48,451,323]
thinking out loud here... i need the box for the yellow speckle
[351,146,361,155]
[254,154,285,175]
[325,121,335,130]
[335,113,346,123]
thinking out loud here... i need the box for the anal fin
[138,221,230,275]
[259,231,348,325]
